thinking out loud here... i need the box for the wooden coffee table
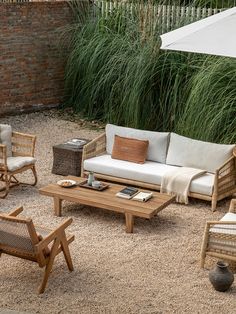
[39,176,175,233]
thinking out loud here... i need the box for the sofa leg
[211,198,217,212]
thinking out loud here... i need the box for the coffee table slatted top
[39,176,175,233]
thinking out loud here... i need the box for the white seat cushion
[0,124,12,157]
[105,124,170,164]
[166,133,235,173]
[84,154,214,196]
[7,156,36,172]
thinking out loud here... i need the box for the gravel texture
[0,111,235,314]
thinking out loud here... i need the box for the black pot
[209,261,234,292]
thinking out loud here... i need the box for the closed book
[116,192,133,199]
[132,192,153,202]
[119,186,139,196]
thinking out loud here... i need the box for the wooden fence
[94,0,226,33]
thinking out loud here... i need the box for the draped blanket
[161,167,206,204]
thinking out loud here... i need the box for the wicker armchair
[0,124,37,198]
[0,207,74,294]
[200,199,236,267]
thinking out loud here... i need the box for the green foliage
[64,1,236,144]
[177,58,236,143]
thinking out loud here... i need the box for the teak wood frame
[81,133,236,211]
[0,207,74,294]
[0,131,37,198]
[200,199,236,267]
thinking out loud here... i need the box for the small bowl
[92,180,102,188]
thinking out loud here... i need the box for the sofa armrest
[81,133,106,176]
[0,144,7,170]
[12,131,36,157]
[213,155,236,198]
[229,199,236,213]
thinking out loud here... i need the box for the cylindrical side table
[52,139,90,176]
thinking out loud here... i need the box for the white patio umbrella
[160,7,236,58]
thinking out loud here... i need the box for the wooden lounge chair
[0,207,74,294]
[0,124,37,198]
[200,199,236,267]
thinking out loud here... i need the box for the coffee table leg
[54,197,62,217]
[125,213,134,233]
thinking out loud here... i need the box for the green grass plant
[64,0,236,144]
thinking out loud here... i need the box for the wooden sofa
[81,124,236,211]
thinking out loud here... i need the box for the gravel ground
[0,111,235,314]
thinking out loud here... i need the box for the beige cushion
[106,124,170,164]
[84,154,214,196]
[7,156,36,172]
[111,135,149,164]
[166,133,235,173]
[0,124,12,157]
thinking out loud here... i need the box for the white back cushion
[105,124,170,163]
[166,133,235,173]
[0,124,12,157]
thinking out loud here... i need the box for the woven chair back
[0,214,37,253]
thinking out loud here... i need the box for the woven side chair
[200,199,236,267]
[0,124,37,198]
[0,207,74,294]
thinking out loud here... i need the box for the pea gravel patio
[0,111,235,314]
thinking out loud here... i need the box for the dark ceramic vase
[209,261,234,292]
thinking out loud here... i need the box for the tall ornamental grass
[64,1,236,144]
[177,58,236,143]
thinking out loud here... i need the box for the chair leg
[38,238,60,294]
[0,174,10,198]
[211,197,217,212]
[200,224,210,268]
[200,252,206,268]
[60,232,74,272]
[31,165,38,186]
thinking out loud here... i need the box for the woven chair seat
[0,223,61,254]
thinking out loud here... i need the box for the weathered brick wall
[0,2,74,116]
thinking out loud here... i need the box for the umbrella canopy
[160,7,236,58]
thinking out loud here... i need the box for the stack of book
[116,187,153,202]
[116,186,139,199]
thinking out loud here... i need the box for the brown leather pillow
[111,135,149,164]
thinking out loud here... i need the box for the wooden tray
[79,180,109,191]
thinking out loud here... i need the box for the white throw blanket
[161,167,206,204]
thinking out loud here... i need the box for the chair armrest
[0,144,7,169]
[8,206,24,217]
[81,133,106,176]
[12,131,36,157]
[35,218,73,251]
[214,155,236,196]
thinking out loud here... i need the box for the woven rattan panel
[0,219,34,252]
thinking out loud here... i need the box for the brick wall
[0,2,74,116]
